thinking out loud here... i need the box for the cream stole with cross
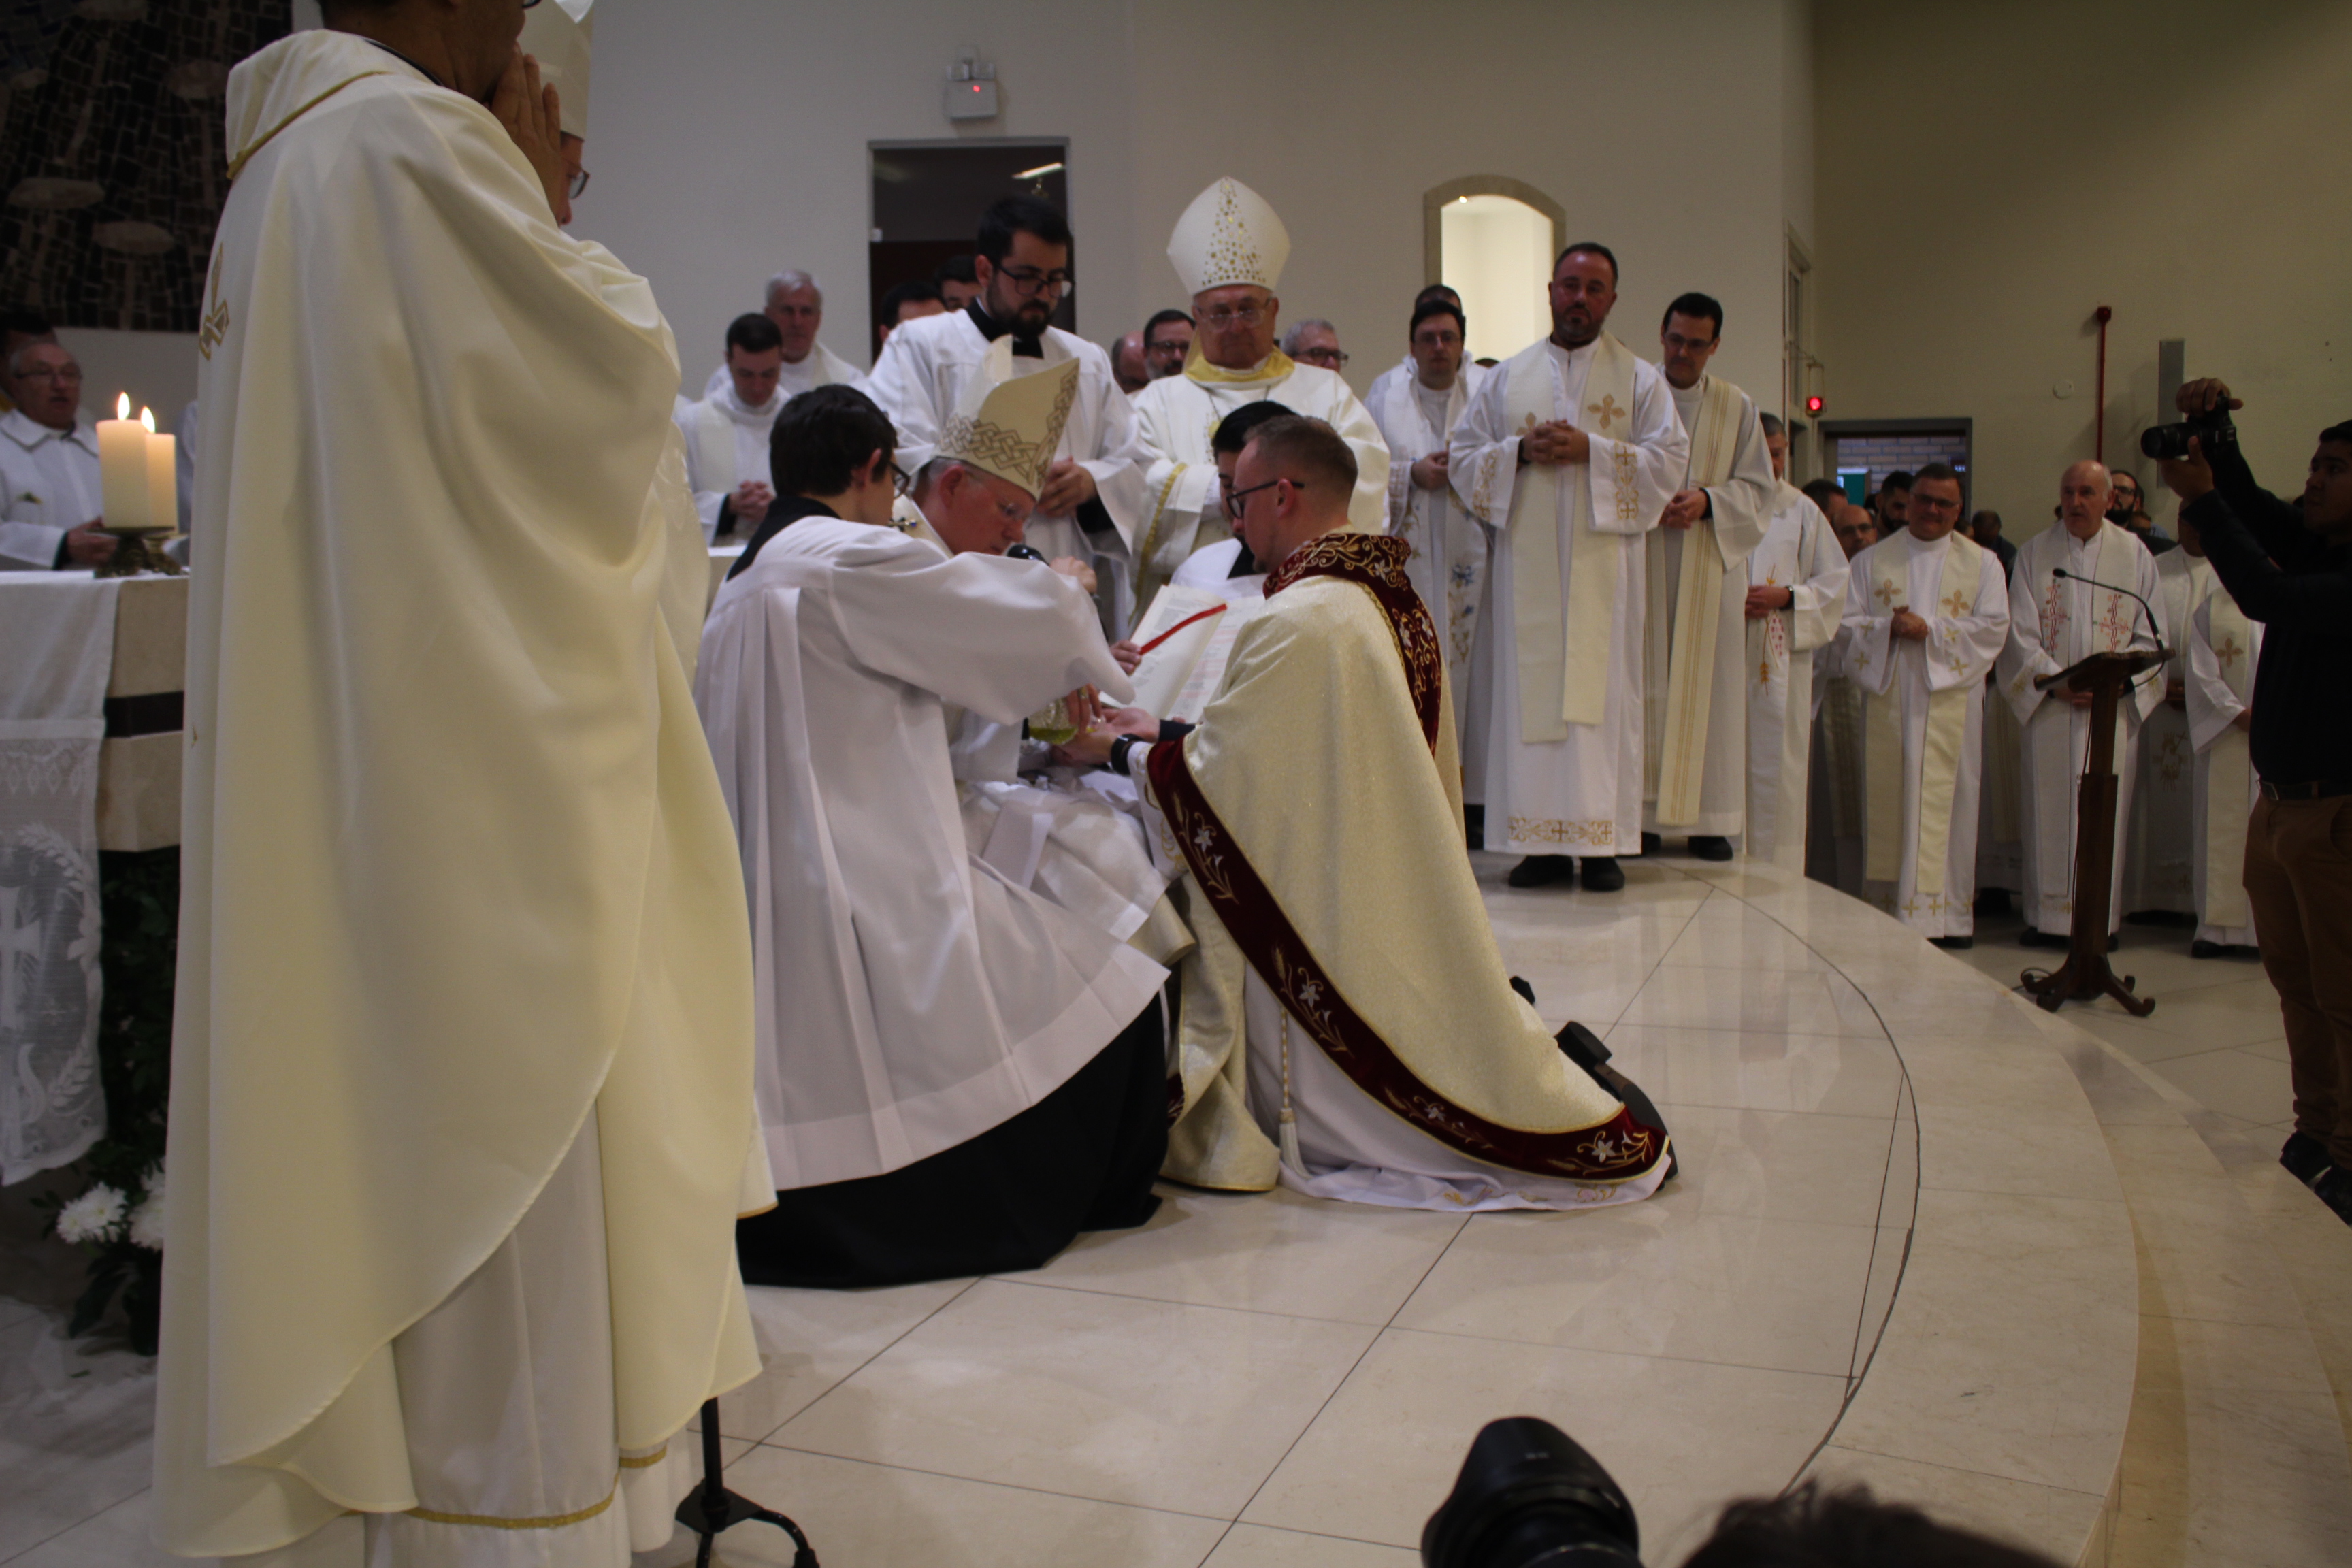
[1865,530,1987,897]
[2200,583,2257,931]
[1643,374,1743,824]
[1503,334,1641,742]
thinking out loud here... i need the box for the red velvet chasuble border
[1148,535,1664,1183]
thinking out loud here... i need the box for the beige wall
[1813,0,2352,540]
[581,0,1808,407]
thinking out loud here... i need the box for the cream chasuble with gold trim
[1450,334,1686,854]
[2184,581,2259,944]
[1840,527,2008,938]
[1643,374,1772,834]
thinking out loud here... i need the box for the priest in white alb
[675,311,784,541]
[2120,519,2215,917]
[1450,242,1688,891]
[1371,296,1491,740]
[1129,177,1390,615]
[697,368,1172,1289]
[1063,416,1671,1209]
[1744,412,1849,872]
[700,268,862,402]
[2182,536,2261,956]
[1642,293,1773,861]
[864,194,1148,626]
[159,10,762,1563]
[1997,461,2163,947]
[1363,282,1468,414]
[1839,463,2010,945]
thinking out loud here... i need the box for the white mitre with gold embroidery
[519,0,595,138]
[936,336,1080,500]
[1168,176,1290,296]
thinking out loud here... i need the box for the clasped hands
[490,47,569,224]
[1411,451,1451,492]
[731,480,774,527]
[1743,584,1793,619]
[1520,421,1590,466]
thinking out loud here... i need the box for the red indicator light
[1805,395,1825,414]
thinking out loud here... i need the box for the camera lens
[1422,1418,1644,1568]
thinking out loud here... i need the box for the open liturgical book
[1126,584,1269,721]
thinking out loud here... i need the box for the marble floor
[0,859,2303,1567]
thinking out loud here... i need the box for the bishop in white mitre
[159,14,762,1565]
[2120,527,2216,916]
[1997,462,2163,944]
[1839,466,2010,943]
[1642,296,1774,858]
[864,194,1149,627]
[696,360,1173,1290]
[1128,178,1390,617]
[1371,296,1492,742]
[1449,244,1687,890]
[675,311,785,541]
[2182,549,2261,953]
[1744,414,1849,872]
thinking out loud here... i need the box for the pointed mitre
[936,337,1079,501]
[1167,176,1290,298]
[519,0,595,140]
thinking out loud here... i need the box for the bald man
[1995,461,2164,946]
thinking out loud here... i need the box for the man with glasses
[1143,307,1194,381]
[0,306,56,415]
[1997,461,2163,949]
[1365,284,1471,416]
[866,193,1151,630]
[2108,468,2176,555]
[1281,318,1348,374]
[0,342,113,568]
[1129,178,1390,617]
[1841,463,2012,945]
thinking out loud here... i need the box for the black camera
[1422,1418,1644,1568]
[2140,405,2236,463]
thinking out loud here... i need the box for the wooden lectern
[2023,648,2170,1015]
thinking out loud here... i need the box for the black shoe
[1640,832,1662,855]
[2281,1131,2333,1189]
[1688,835,1735,862]
[1509,975,1537,1007]
[1507,854,1576,888]
[2191,940,2225,959]
[1579,856,1626,892]
[2018,926,2063,949]
[1463,803,1486,852]
[2313,1167,2352,1228]
[1929,934,1974,950]
[1974,887,2013,917]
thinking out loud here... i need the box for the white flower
[56,1184,127,1245]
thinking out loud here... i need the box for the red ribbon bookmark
[1134,602,1227,656]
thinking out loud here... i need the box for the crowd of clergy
[104,7,2289,1561]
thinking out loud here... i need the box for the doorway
[1423,176,1565,366]
[870,142,1073,356]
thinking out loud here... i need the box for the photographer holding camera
[2156,381,2352,1223]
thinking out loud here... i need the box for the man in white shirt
[676,312,783,542]
[700,267,862,402]
[0,342,113,569]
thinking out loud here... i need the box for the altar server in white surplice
[1129,178,1390,616]
[2183,561,2261,955]
[697,365,1171,1292]
[2121,535,2215,916]
[864,195,1149,628]
[1643,293,1774,859]
[676,311,784,542]
[159,15,763,1566]
[1840,465,2010,944]
[1744,414,1849,871]
[1997,462,2163,945]
[700,268,862,402]
[1371,297,1492,740]
[1450,242,1687,892]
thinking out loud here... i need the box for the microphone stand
[2049,566,2169,689]
[675,1397,818,1567]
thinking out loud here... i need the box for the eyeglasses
[1908,493,1960,512]
[567,168,591,199]
[996,265,1073,297]
[1198,303,1267,329]
[890,463,914,497]
[1293,347,1350,368]
[12,365,81,383]
[1223,476,1301,519]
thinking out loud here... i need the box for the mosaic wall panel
[0,1,291,333]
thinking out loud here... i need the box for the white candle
[143,414,176,537]
[97,391,150,533]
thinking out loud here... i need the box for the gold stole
[1505,335,1639,741]
[693,399,738,495]
[1644,375,1742,823]
[1865,532,1985,897]
[2202,585,2255,931]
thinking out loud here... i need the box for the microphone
[1003,544,1047,561]
[2050,567,2169,682]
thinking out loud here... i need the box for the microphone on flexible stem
[2051,566,2170,680]
[1003,544,1047,561]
